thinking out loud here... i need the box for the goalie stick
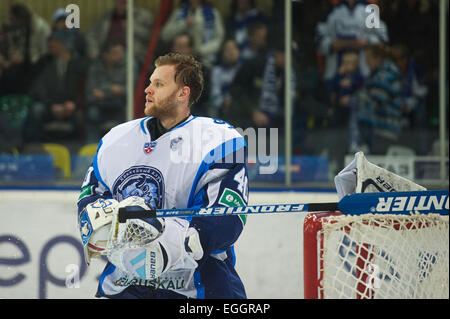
[118,190,449,223]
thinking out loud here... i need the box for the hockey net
[303,212,449,299]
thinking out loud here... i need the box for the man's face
[222,40,239,65]
[249,27,267,49]
[144,64,181,118]
[104,45,124,66]
[172,35,193,56]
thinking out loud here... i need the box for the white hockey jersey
[94,115,245,209]
[79,115,248,298]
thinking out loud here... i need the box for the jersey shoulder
[192,116,243,140]
[186,117,246,163]
[101,118,147,144]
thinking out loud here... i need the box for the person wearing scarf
[161,0,225,69]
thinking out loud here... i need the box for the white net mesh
[121,219,161,247]
[318,213,449,299]
[105,217,164,270]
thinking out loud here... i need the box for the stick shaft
[119,202,333,221]
[118,190,449,222]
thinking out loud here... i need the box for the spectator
[391,43,429,154]
[31,8,89,86]
[52,8,87,59]
[225,0,267,54]
[163,32,210,117]
[26,29,86,142]
[240,21,268,61]
[328,51,364,151]
[381,0,439,134]
[226,39,298,130]
[85,40,130,142]
[329,51,364,110]
[390,44,428,125]
[7,3,51,65]
[315,0,389,85]
[383,0,438,71]
[0,35,31,96]
[160,0,225,69]
[208,38,241,118]
[0,3,50,96]
[85,0,154,66]
[353,44,403,154]
[170,32,196,56]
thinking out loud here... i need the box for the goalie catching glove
[79,196,203,280]
[107,215,203,281]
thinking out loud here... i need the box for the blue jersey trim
[193,270,205,299]
[187,136,245,208]
[140,115,195,137]
[140,117,151,135]
[92,140,112,193]
[168,115,197,132]
[98,263,116,296]
[230,245,236,267]
[212,248,227,254]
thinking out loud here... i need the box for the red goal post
[303,212,449,299]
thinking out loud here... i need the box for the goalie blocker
[79,198,118,264]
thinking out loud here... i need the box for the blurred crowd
[0,0,445,170]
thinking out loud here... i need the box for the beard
[144,89,179,119]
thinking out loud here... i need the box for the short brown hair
[154,52,204,106]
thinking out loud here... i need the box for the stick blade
[338,190,449,215]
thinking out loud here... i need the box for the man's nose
[145,84,153,94]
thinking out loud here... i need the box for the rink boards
[0,189,337,299]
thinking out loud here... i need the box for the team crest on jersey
[170,136,183,150]
[143,141,157,154]
[112,165,164,208]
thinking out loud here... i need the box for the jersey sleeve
[188,144,248,262]
[77,135,116,215]
[77,164,112,215]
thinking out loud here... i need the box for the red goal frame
[303,211,378,299]
[303,212,342,299]
[303,211,443,299]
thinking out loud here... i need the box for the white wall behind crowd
[0,190,337,299]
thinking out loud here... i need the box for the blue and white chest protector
[78,115,248,299]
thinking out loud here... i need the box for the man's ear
[178,86,191,103]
